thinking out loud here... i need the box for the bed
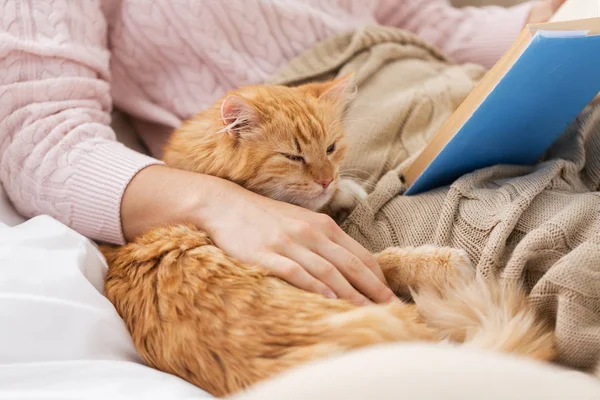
[2,0,600,396]
[0,162,599,399]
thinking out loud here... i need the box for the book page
[537,29,589,37]
[551,0,600,22]
[529,17,600,36]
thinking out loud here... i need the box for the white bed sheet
[0,210,213,399]
[0,185,598,399]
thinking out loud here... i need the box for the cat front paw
[376,245,475,298]
[413,245,475,284]
[326,179,367,223]
[445,248,476,283]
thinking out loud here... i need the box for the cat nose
[315,178,333,189]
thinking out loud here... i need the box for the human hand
[122,165,395,306]
[526,0,566,24]
[197,175,395,306]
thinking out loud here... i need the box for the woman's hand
[527,0,566,24]
[122,165,395,306]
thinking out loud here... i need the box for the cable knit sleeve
[376,0,534,69]
[0,0,162,244]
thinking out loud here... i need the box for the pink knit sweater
[0,0,532,244]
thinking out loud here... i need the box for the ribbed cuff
[68,142,163,244]
[461,2,533,69]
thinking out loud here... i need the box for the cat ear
[219,95,260,136]
[318,74,356,103]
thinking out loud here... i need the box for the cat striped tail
[413,274,556,361]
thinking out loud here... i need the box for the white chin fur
[302,193,335,211]
[325,178,368,223]
[328,179,367,212]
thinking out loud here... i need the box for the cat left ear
[219,95,260,136]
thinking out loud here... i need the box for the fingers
[282,245,371,306]
[258,253,336,300]
[256,212,395,305]
[330,226,387,285]
[314,214,394,302]
[304,214,394,304]
[552,0,566,11]
[315,238,395,304]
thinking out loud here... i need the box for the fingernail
[384,290,398,303]
[324,290,337,299]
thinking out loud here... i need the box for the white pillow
[0,215,212,399]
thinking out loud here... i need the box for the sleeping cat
[101,76,555,397]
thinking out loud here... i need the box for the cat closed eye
[283,153,305,163]
[327,143,336,154]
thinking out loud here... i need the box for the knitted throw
[268,25,600,374]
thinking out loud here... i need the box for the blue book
[403,18,600,195]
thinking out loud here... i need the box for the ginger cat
[102,76,555,397]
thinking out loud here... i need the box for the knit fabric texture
[268,25,600,374]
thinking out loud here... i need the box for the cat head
[168,75,355,211]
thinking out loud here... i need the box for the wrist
[120,164,221,241]
[179,171,232,234]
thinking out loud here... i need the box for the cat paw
[410,245,475,284]
[326,179,367,223]
[376,245,475,298]
[443,247,476,283]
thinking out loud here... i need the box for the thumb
[551,0,566,12]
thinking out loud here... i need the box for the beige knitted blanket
[268,25,600,374]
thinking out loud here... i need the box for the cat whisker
[341,168,375,177]
[328,105,377,130]
[340,170,377,182]
[340,175,376,188]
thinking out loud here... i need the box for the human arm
[527,0,567,24]
[0,0,161,243]
[122,165,396,305]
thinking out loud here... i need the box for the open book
[402,9,600,195]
